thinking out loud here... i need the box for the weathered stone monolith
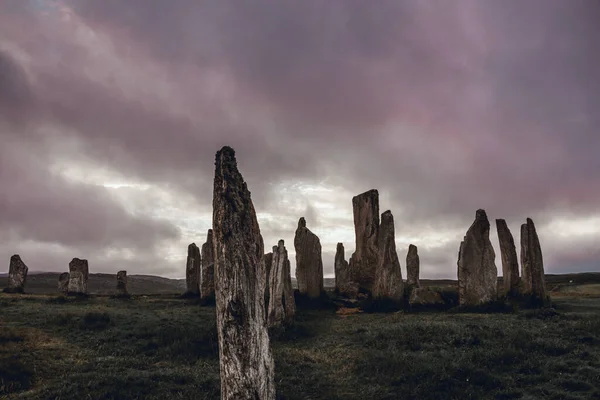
[212,146,275,400]
[68,258,89,295]
[294,217,324,299]
[457,210,498,306]
[263,252,273,302]
[406,244,420,288]
[335,243,356,296]
[523,218,547,302]
[348,189,380,293]
[200,229,215,302]
[496,219,520,297]
[267,240,296,327]
[4,255,28,293]
[372,210,404,303]
[185,243,201,296]
[58,272,70,293]
[116,270,128,296]
[520,223,531,294]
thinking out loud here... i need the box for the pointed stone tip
[475,209,488,220]
[278,239,285,247]
[495,218,506,224]
[382,210,392,216]
[409,244,417,250]
[298,217,306,228]
[526,217,534,224]
[10,254,21,260]
[207,229,213,234]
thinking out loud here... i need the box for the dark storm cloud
[1,0,599,276]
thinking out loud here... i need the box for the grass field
[1,289,600,400]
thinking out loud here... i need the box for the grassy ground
[1,293,600,400]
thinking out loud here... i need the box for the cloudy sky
[1,0,599,279]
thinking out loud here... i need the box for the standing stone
[201,229,215,302]
[294,217,324,299]
[496,219,520,297]
[68,258,89,295]
[524,218,547,301]
[348,189,380,293]
[520,223,532,295]
[406,244,420,288]
[267,240,296,327]
[212,146,275,400]
[58,272,70,293]
[335,243,355,295]
[185,243,201,296]
[263,252,273,302]
[457,210,498,306]
[5,255,28,293]
[372,210,404,303]
[116,270,128,296]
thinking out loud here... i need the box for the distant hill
[2,272,600,295]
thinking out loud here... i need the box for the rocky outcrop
[58,272,70,293]
[267,240,296,327]
[408,287,445,307]
[200,229,215,301]
[348,189,380,293]
[457,210,498,306]
[522,218,547,301]
[372,210,404,303]
[496,219,520,297]
[406,244,420,288]
[212,146,275,399]
[294,217,324,299]
[68,258,89,295]
[334,243,354,295]
[4,254,28,293]
[185,243,201,296]
[520,223,531,294]
[116,270,128,296]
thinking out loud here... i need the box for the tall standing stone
[5,255,28,293]
[263,252,273,302]
[294,217,324,299]
[201,229,215,302]
[523,218,547,301]
[334,243,354,295]
[185,243,201,296]
[372,210,404,303]
[406,244,420,288]
[457,210,498,306]
[116,270,128,296]
[520,223,531,295]
[58,272,70,293]
[496,219,520,297]
[348,189,380,293]
[68,258,89,295]
[212,146,275,400]
[267,240,296,327]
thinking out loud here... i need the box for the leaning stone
[267,240,296,327]
[212,146,275,399]
[116,270,128,296]
[200,229,215,302]
[4,254,28,293]
[58,272,70,293]
[457,210,498,306]
[185,243,201,296]
[68,258,89,295]
[496,219,520,297]
[372,210,404,303]
[406,244,420,288]
[348,189,380,293]
[294,217,324,299]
